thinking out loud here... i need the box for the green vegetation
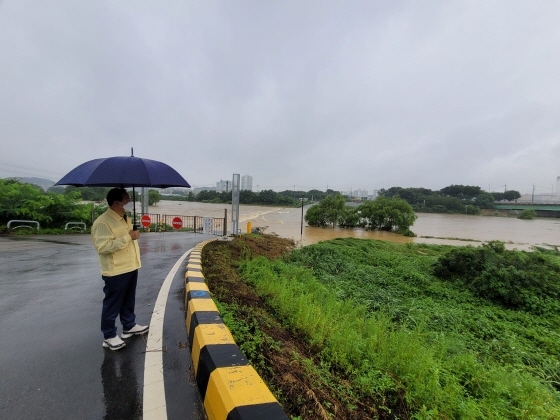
[518,209,537,220]
[148,189,161,205]
[433,241,560,315]
[166,188,342,206]
[305,194,417,235]
[53,185,111,201]
[184,189,309,206]
[304,194,348,227]
[378,184,522,214]
[230,238,560,418]
[0,179,91,231]
[492,190,522,202]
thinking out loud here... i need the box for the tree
[306,189,326,201]
[0,179,89,228]
[240,190,257,204]
[475,192,495,209]
[0,179,50,225]
[491,192,504,201]
[305,194,347,228]
[339,206,360,228]
[503,190,521,202]
[47,186,66,194]
[257,189,277,205]
[64,186,111,201]
[197,190,220,202]
[323,194,347,227]
[148,190,161,205]
[357,196,417,234]
[439,185,483,199]
[304,204,330,227]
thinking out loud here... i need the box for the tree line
[164,188,340,206]
[378,185,521,214]
[1,179,523,232]
[50,185,340,207]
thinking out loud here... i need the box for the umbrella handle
[132,186,138,230]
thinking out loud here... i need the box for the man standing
[92,188,148,350]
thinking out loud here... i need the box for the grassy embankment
[202,235,560,419]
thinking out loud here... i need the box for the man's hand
[129,230,140,240]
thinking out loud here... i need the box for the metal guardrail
[7,220,40,230]
[64,222,87,231]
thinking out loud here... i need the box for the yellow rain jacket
[91,209,141,276]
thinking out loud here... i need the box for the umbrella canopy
[55,156,190,188]
[55,153,190,229]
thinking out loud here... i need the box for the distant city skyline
[241,175,253,192]
[5,172,560,198]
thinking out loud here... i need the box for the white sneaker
[103,335,126,350]
[122,324,149,339]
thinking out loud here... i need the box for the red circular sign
[140,215,151,227]
[172,217,183,229]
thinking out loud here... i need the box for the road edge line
[142,248,192,419]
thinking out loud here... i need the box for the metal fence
[136,213,226,236]
[91,208,228,236]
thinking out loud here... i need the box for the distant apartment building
[353,189,368,198]
[216,180,231,193]
[241,175,253,191]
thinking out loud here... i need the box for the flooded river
[150,200,560,250]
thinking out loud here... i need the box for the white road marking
[143,248,192,419]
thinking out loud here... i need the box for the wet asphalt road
[0,232,214,419]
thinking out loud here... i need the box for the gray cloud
[1,0,559,194]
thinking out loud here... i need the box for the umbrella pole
[132,186,137,230]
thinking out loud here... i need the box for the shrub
[518,209,537,220]
[432,241,560,315]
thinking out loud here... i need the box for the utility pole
[300,197,304,236]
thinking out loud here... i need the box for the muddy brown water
[149,201,560,251]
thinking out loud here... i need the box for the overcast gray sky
[1,1,560,194]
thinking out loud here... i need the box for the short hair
[106,188,127,206]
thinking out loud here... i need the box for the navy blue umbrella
[55,150,190,228]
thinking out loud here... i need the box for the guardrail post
[7,220,40,231]
[64,222,87,232]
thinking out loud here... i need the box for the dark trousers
[101,270,138,339]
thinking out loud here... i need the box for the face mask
[123,202,134,212]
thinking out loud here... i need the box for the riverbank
[150,200,560,251]
[202,235,560,419]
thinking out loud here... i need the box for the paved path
[0,232,213,419]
